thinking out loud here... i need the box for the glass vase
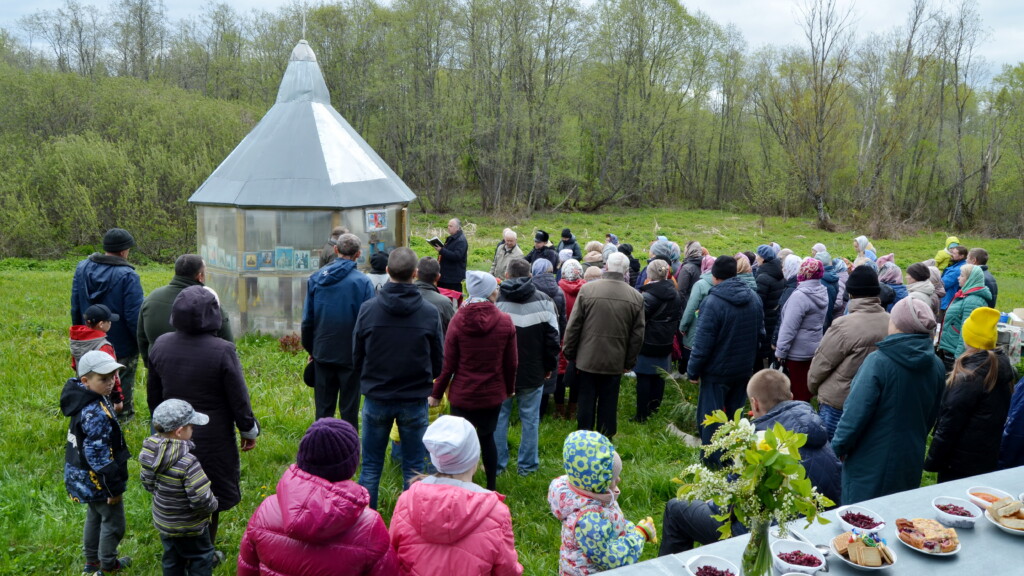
[742,518,771,576]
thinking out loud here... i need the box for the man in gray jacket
[562,252,645,440]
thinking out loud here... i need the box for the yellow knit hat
[962,307,999,351]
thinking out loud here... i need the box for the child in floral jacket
[548,430,656,575]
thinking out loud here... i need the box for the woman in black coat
[634,260,682,422]
[924,314,1016,483]
[149,285,259,547]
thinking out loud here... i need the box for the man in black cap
[557,228,583,261]
[524,230,559,271]
[687,255,766,447]
[71,227,144,422]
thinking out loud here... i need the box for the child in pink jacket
[390,415,522,576]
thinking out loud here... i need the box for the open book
[427,236,444,249]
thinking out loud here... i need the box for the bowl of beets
[771,539,826,575]
[932,496,982,529]
[837,505,886,533]
[685,554,739,576]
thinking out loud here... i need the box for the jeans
[659,498,748,557]
[118,355,138,420]
[818,403,843,442]
[358,397,429,510]
[83,499,126,571]
[314,361,360,428]
[576,371,623,439]
[160,529,215,576]
[495,386,543,475]
[696,374,749,445]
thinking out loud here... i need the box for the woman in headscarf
[853,235,877,261]
[148,286,259,556]
[937,264,993,372]
[555,260,586,420]
[678,256,718,362]
[775,258,829,402]
[876,259,908,313]
[633,260,682,422]
[772,254,803,347]
[905,262,938,315]
[734,253,758,292]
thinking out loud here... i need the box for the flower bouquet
[674,410,834,575]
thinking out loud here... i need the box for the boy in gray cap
[139,399,219,575]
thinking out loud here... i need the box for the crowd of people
[60,224,1023,575]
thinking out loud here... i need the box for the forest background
[1,0,1023,261]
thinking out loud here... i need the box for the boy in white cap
[60,350,132,576]
[140,399,219,575]
[390,415,523,576]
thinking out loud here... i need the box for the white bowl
[685,554,739,576]
[966,485,1012,509]
[932,496,982,528]
[771,539,826,575]
[837,505,886,533]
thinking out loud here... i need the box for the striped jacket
[139,435,218,537]
[496,277,560,391]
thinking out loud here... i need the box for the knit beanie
[797,257,824,282]
[103,228,136,252]
[711,255,737,280]
[296,418,360,482]
[846,266,881,298]
[466,270,497,300]
[890,297,936,335]
[562,228,572,239]
[962,307,999,351]
[907,262,930,283]
[370,251,389,274]
[756,244,776,262]
[423,415,480,475]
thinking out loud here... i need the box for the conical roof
[189,40,416,209]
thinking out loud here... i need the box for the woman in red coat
[431,271,517,491]
[238,418,397,576]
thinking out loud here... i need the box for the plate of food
[966,486,1012,509]
[829,531,896,570]
[685,554,739,576]
[932,496,982,528]
[983,497,1024,535]
[894,518,960,555]
[836,505,886,533]
[771,540,826,575]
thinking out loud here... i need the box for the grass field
[1,209,1021,575]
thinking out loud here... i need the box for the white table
[605,467,1024,575]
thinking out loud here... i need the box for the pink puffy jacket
[389,478,523,576]
[238,464,398,576]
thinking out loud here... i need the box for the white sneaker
[624,371,636,378]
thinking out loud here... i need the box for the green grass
[1,209,1021,574]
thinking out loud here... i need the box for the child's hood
[139,436,193,474]
[60,377,101,417]
[276,464,369,543]
[405,479,503,544]
[562,430,615,494]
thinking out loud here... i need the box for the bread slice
[997,516,1024,531]
[991,498,1023,518]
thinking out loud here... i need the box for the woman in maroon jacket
[149,285,259,552]
[431,271,517,491]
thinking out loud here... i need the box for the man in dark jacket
[754,244,785,361]
[301,233,376,424]
[563,252,645,440]
[353,247,445,509]
[557,228,583,261]
[968,247,998,307]
[138,254,233,370]
[414,257,456,334]
[71,227,145,422]
[687,256,766,445]
[659,370,841,555]
[524,230,559,271]
[434,218,468,292]
[495,259,559,476]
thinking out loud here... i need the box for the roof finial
[302,11,307,40]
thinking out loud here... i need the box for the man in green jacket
[831,297,945,505]
[138,254,233,376]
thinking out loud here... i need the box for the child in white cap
[390,415,522,576]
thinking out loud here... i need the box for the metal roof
[188,40,416,209]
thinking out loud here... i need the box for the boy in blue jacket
[61,350,132,575]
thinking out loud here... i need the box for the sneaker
[82,561,100,576]
[624,371,636,378]
[212,550,226,567]
[98,556,131,574]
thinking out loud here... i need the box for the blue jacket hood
[311,258,357,288]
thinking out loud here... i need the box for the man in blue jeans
[495,258,560,476]
[353,247,445,510]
